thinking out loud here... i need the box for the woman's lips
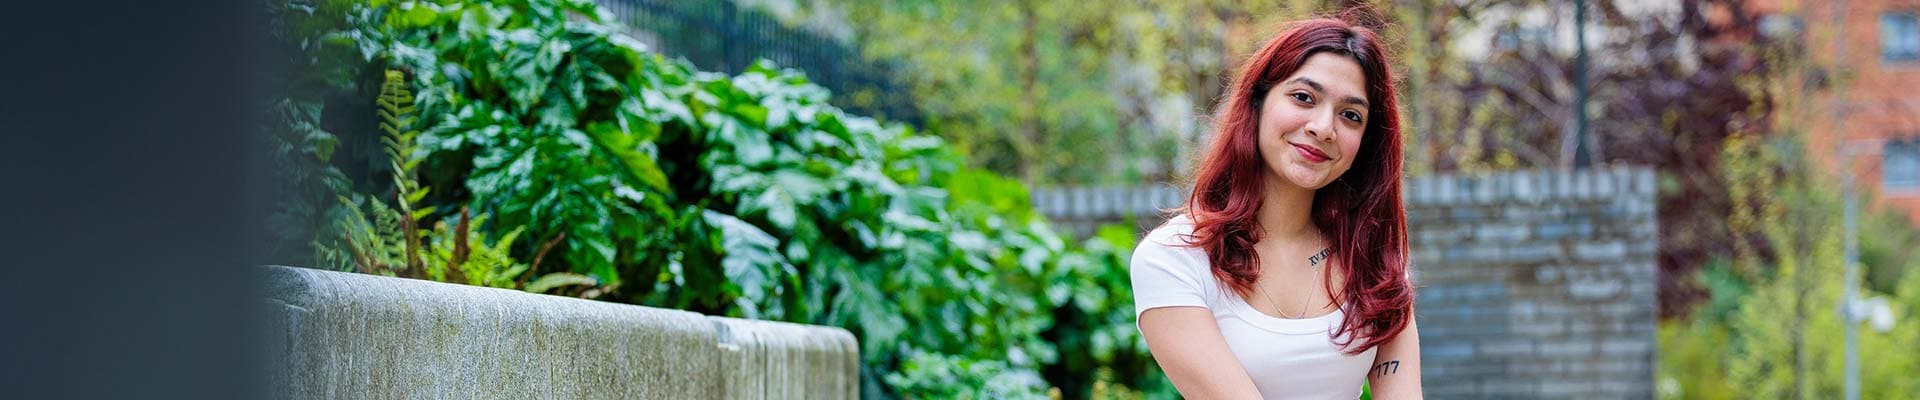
[1291,143,1331,163]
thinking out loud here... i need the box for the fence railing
[600,0,922,126]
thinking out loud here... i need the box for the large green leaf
[525,272,598,294]
[585,122,672,195]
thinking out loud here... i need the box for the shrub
[266,0,1172,397]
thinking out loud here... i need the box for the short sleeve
[1131,233,1210,318]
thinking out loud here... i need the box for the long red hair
[1179,17,1412,354]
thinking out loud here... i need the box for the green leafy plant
[377,69,433,277]
[313,68,584,296]
[884,351,1052,400]
[267,0,1177,397]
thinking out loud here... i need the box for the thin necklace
[1259,247,1332,319]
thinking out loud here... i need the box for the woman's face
[1256,52,1369,191]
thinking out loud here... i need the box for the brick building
[1745,0,1920,224]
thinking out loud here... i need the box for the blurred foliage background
[265,0,1920,398]
[760,0,1920,396]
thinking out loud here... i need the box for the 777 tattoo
[1370,360,1401,377]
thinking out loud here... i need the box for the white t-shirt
[1131,215,1376,399]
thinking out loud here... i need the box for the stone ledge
[1407,165,1657,206]
[264,265,858,399]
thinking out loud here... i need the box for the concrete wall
[1405,166,1659,399]
[263,265,858,399]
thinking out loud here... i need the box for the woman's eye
[1342,110,1363,123]
[1290,92,1313,104]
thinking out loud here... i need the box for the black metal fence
[600,0,922,126]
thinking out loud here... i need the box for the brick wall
[1030,184,1186,239]
[1406,166,1658,399]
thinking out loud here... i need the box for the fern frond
[376,69,429,277]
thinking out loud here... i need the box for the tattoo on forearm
[1370,360,1400,377]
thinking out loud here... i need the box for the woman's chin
[1294,177,1334,190]
[1276,165,1333,190]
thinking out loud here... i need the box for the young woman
[1131,17,1421,399]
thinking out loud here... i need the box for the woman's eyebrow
[1286,77,1369,109]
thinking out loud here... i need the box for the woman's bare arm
[1366,317,1424,399]
[1138,307,1263,400]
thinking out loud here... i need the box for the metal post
[1826,1,1859,399]
[1842,149,1860,400]
[1573,0,1591,169]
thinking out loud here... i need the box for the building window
[1884,13,1920,63]
[1888,138,1920,190]
[1760,14,1802,41]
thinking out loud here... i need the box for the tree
[1387,0,1783,317]
[1709,133,1920,400]
[788,0,1356,186]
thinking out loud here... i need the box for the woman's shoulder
[1138,214,1196,246]
[1134,214,1205,262]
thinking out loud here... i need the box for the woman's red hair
[1179,17,1412,354]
